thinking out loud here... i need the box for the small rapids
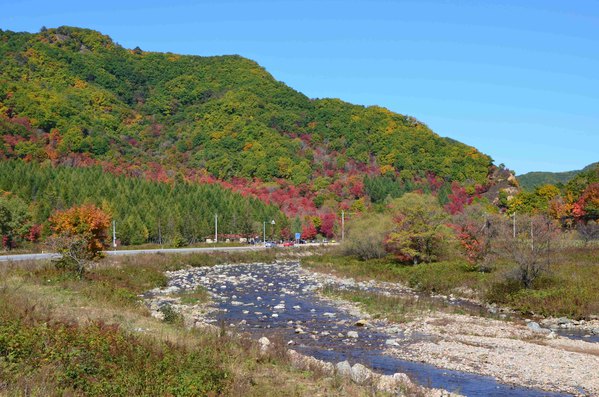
[156,262,572,397]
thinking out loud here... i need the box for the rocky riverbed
[144,261,597,396]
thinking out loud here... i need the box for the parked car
[283,241,294,247]
[264,241,277,248]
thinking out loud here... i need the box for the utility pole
[530,220,534,251]
[215,213,218,243]
[158,220,162,246]
[341,210,345,241]
[112,220,117,249]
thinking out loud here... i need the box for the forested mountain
[0,26,501,246]
[517,162,599,191]
[0,27,493,194]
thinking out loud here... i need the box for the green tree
[385,193,451,264]
[0,194,33,250]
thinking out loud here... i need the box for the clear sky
[2,0,598,174]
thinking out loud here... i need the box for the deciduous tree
[385,193,451,264]
[48,204,111,277]
[494,214,558,288]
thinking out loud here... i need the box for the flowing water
[162,261,573,397]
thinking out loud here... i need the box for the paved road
[0,243,331,262]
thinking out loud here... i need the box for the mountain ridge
[517,162,599,191]
[0,26,495,222]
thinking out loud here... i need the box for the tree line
[0,160,284,249]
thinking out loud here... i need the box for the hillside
[517,162,599,190]
[0,26,502,246]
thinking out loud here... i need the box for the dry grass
[0,256,386,397]
[306,246,599,320]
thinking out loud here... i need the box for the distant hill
[517,162,599,190]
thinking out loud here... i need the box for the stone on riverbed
[350,363,372,384]
[258,336,270,352]
[377,372,413,392]
[336,360,352,377]
[527,321,551,334]
[347,331,359,338]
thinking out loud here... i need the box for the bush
[159,304,184,325]
[0,313,228,396]
[341,213,393,260]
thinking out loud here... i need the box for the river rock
[557,317,572,327]
[377,372,412,392]
[377,375,399,392]
[355,319,369,327]
[258,336,270,352]
[527,321,550,334]
[347,331,359,338]
[350,363,372,384]
[336,360,352,377]
[393,372,412,384]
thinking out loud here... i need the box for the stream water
[164,262,573,397]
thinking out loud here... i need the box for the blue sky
[2,0,598,174]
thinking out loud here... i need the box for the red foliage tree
[302,220,317,240]
[319,213,336,238]
[445,182,473,215]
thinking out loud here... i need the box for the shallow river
[165,262,571,397]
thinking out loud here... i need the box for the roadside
[0,242,336,262]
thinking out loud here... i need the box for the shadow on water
[171,262,571,397]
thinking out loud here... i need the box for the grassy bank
[304,246,599,320]
[0,251,380,396]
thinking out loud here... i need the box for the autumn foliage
[49,204,111,257]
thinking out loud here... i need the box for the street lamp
[263,219,276,245]
[270,219,276,241]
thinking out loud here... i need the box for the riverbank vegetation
[305,244,599,320]
[0,251,383,396]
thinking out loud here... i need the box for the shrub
[341,213,393,260]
